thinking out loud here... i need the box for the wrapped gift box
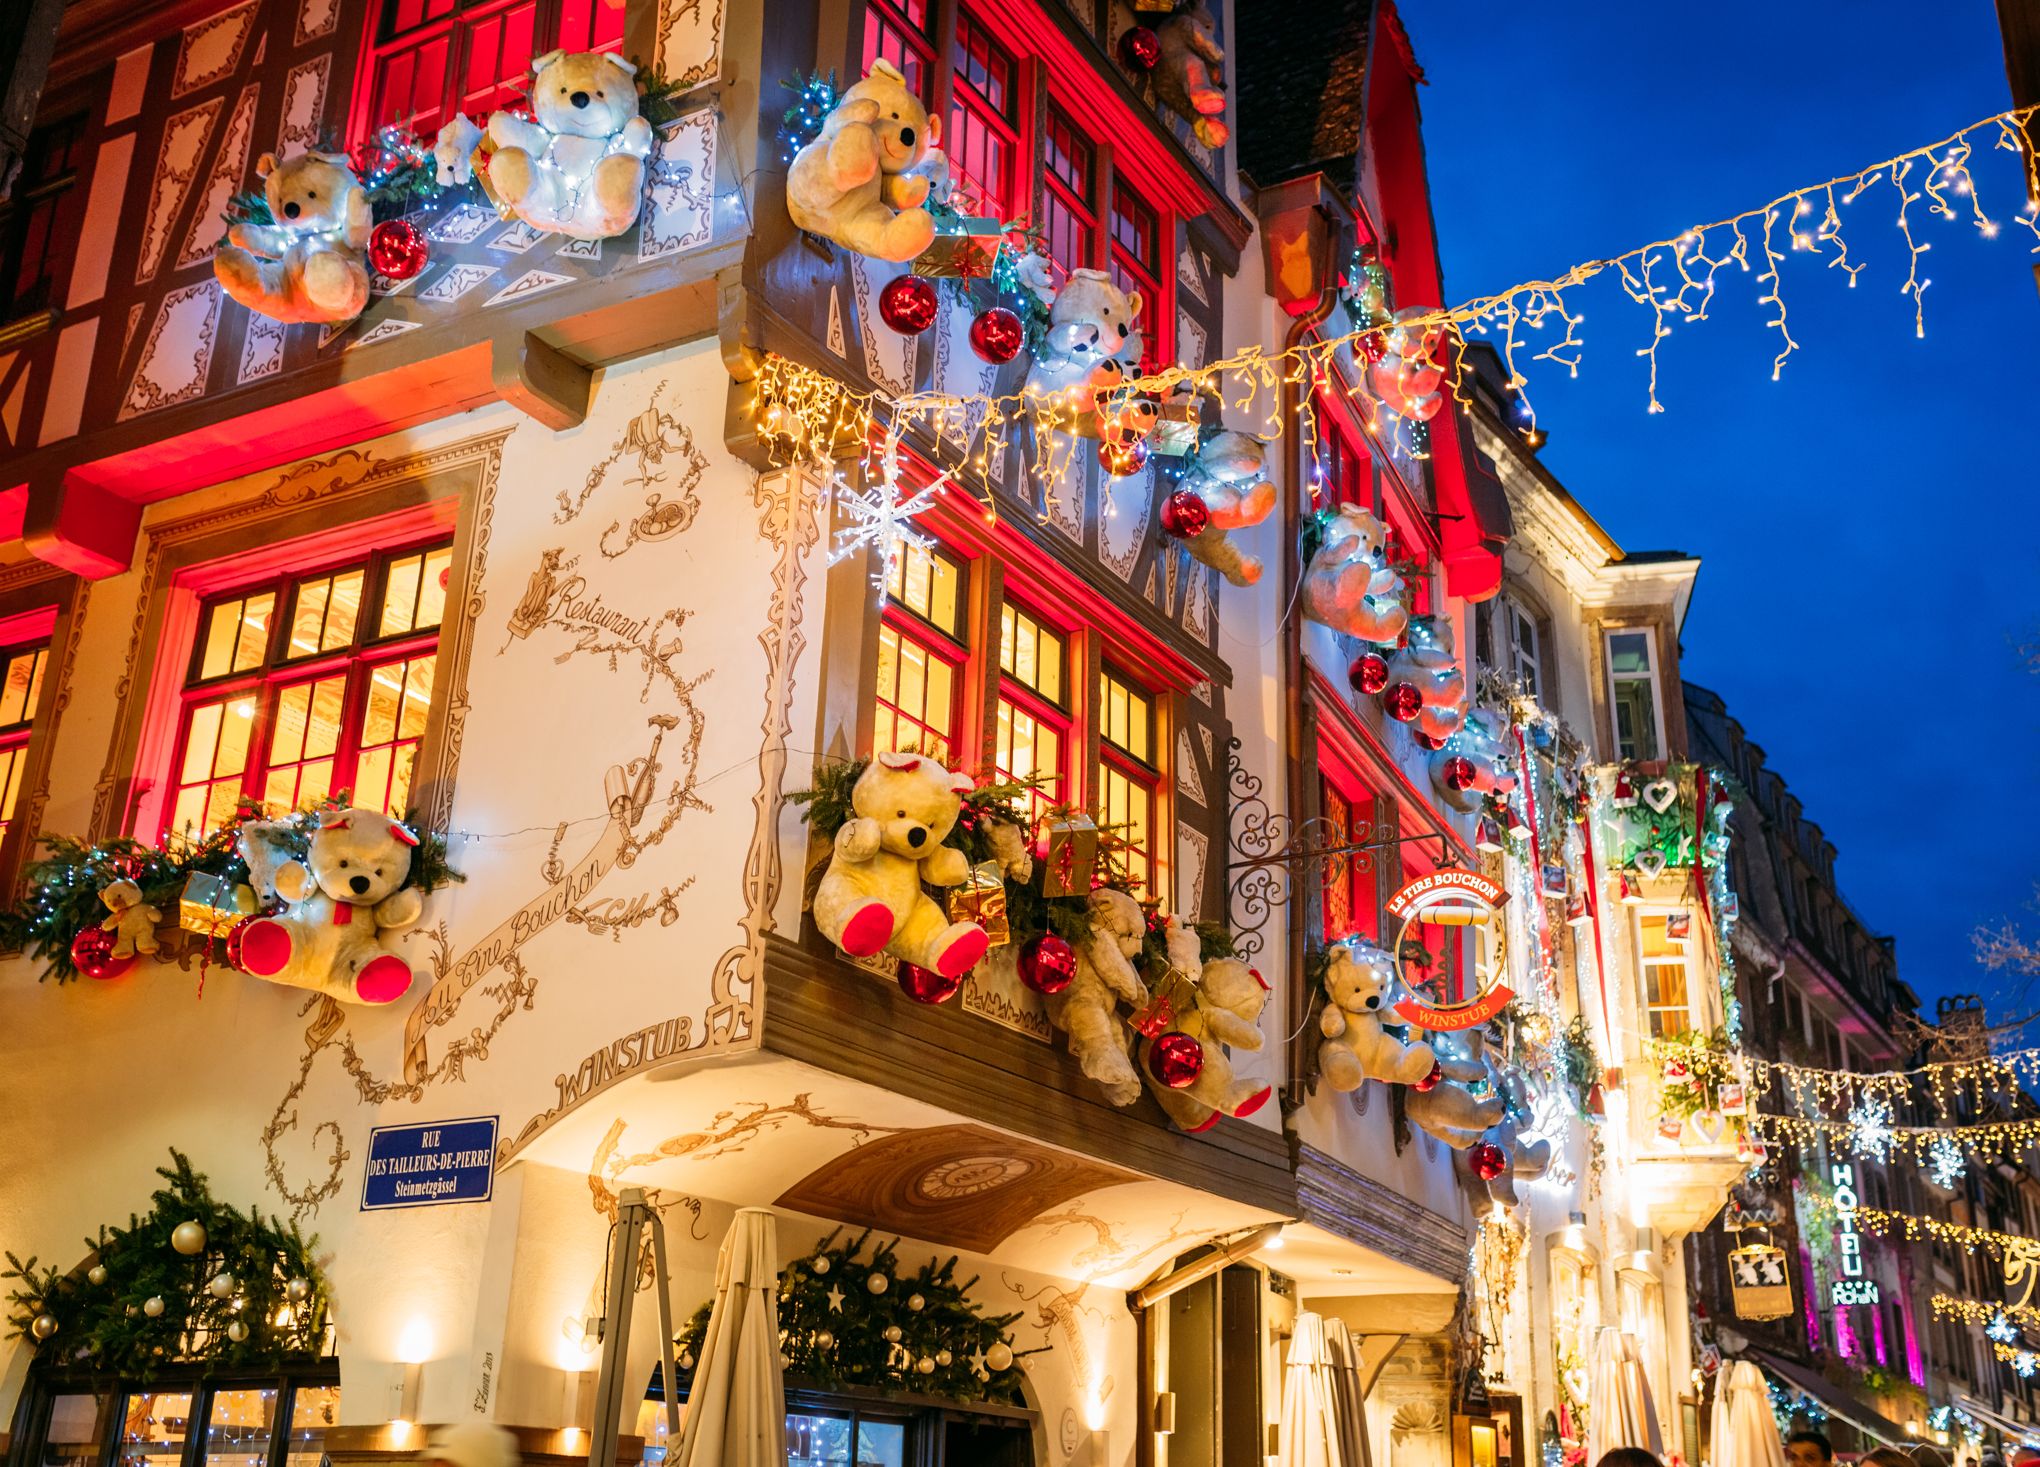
[913,216,1004,279]
[946,860,1011,946]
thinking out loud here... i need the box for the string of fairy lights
[746,106,2040,541]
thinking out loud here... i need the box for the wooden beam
[491,330,594,432]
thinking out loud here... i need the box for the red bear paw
[1185,1110,1223,1134]
[933,924,990,978]
[1234,1085,1274,1119]
[354,955,413,1005]
[838,901,896,958]
[236,919,293,977]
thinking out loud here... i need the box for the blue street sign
[360,1116,498,1210]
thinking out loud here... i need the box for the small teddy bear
[432,114,484,188]
[1317,936,1435,1090]
[1430,705,1517,813]
[1404,1030,1507,1148]
[1140,919,1272,1131]
[812,753,989,979]
[1386,615,1468,740]
[213,150,372,324]
[1170,430,1274,588]
[1371,307,1447,422]
[1044,886,1150,1105]
[786,60,940,261]
[471,50,654,239]
[1299,505,1409,644]
[1024,268,1145,400]
[1152,1,1229,150]
[235,807,423,1005]
[98,879,162,961]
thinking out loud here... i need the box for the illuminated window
[1109,178,1169,369]
[363,0,624,139]
[996,601,1068,820]
[1637,912,1695,1039]
[861,0,935,100]
[874,541,966,765]
[1317,769,1379,943]
[947,13,1019,219]
[0,641,49,841]
[1606,629,1663,761]
[1041,107,1097,280]
[167,542,452,840]
[1097,667,1157,896]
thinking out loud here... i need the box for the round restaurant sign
[1386,868,1513,1030]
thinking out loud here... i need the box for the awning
[1954,1393,2040,1448]
[1746,1350,1912,1446]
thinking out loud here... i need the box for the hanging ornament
[1117,24,1161,71]
[285,1277,310,1302]
[31,1313,57,1341]
[1414,1061,1444,1092]
[143,1296,166,1318]
[1017,934,1078,996]
[1158,488,1210,539]
[170,1220,208,1255]
[897,962,965,1004]
[811,1255,831,1275]
[866,1271,890,1296]
[1470,1141,1507,1181]
[1382,683,1423,722]
[879,274,939,335]
[1359,331,1387,364]
[883,1325,904,1343]
[679,1349,695,1369]
[916,1355,937,1375]
[226,1320,249,1343]
[367,220,430,281]
[815,1329,835,1350]
[1098,436,1150,477]
[1146,1032,1205,1089]
[207,1271,237,1299]
[87,1265,108,1286]
[70,925,136,982]
[1441,756,1477,792]
[1348,653,1389,696]
[968,307,1024,364]
[986,1341,1014,1371]
[907,1293,926,1312]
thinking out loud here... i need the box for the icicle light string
[1645,1033,2040,1119]
[752,107,2036,489]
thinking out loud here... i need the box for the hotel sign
[1829,1161,1882,1306]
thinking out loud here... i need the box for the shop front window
[18,1375,337,1467]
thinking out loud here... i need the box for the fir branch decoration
[3,1150,331,1377]
[675,1229,1030,1404]
[636,62,699,129]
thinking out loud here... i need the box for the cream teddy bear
[1172,431,1273,588]
[1300,504,1409,644]
[1317,937,1435,1090]
[1386,615,1468,740]
[471,50,653,240]
[812,753,989,979]
[1044,887,1150,1105]
[1140,919,1272,1131]
[235,807,423,1005]
[98,880,162,961]
[213,151,372,324]
[785,60,940,261]
[1153,2,1229,151]
[1404,1031,1506,1148]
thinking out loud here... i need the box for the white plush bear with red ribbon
[235,808,422,1006]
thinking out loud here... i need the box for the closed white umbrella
[1586,1327,1663,1467]
[1324,1317,1371,1467]
[1280,1311,1346,1467]
[1713,1363,1785,1467]
[672,1207,787,1467]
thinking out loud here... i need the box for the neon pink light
[1902,1296,1925,1385]
[1870,1298,1888,1364]
[1801,1246,1820,1349]
[1834,1306,1859,1360]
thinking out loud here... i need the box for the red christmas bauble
[1359,332,1388,364]
[1147,1032,1205,1089]
[1442,755,1477,791]
[1382,683,1423,722]
[1017,934,1077,996]
[897,962,964,1004]
[968,306,1024,364]
[879,274,939,335]
[223,918,251,972]
[1470,1141,1507,1182]
[1098,436,1150,478]
[1158,488,1210,539]
[1412,731,1446,751]
[1118,24,1161,72]
[70,925,136,982]
[1348,652,1389,695]
[1413,1061,1443,1092]
[368,220,429,281]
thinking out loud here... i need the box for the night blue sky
[1402,1,2040,1014]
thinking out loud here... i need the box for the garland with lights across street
[749,107,2040,523]
[1932,1296,2040,1334]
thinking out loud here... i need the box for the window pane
[181,702,224,783]
[282,1386,340,1467]
[203,1388,277,1467]
[416,548,452,630]
[234,593,275,672]
[381,553,424,637]
[995,697,1063,809]
[0,647,44,726]
[119,1391,194,1467]
[288,579,331,660]
[855,1420,907,1467]
[37,1392,108,1467]
[786,1412,852,1465]
[1612,678,1659,761]
[201,600,242,680]
[324,570,365,649]
[270,683,312,765]
[0,744,27,829]
[1608,631,1652,676]
[873,623,954,764]
[355,654,436,817]
[215,697,257,778]
[999,604,1063,704]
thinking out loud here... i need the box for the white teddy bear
[439,50,652,240]
[212,151,372,324]
[1139,919,1272,1131]
[811,753,990,979]
[1386,614,1468,740]
[1170,430,1274,588]
[1404,1031,1507,1148]
[785,60,940,261]
[1044,887,1151,1106]
[234,807,423,1005]
[1431,705,1517,813]
[1317,937,1436,1090]
[1300,505,1409,644]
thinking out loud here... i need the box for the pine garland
[0,793,461,983]
[776,71,840,164]
[2,1150,331,1378]
[675,1229,1028,1404]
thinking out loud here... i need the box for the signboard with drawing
[1387,869,1513,1031]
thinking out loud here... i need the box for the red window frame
[1317,753,1380,944]
[945,11,1022,220]
[873,543,968,766]
[1314,401,1375,513]
[1096,664,1159,898]
[1040,105,1098,284]
[1108,176,1170,371]
[357,0,623,140]
[163,540,452,843]
[862,0,938,102]
[994,596,1071,826]
[0,639,50,842]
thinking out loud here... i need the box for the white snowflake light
[1989,1312,2019,1345]
[1847,1099,1894,1163]
[1927,1135,1966,1190]
[2016,1350,2037,1379]
[827,433,944,599]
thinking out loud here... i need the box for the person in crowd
[1595,1450,1664,1467]
[1786,1431,1836,1467]
[1862,1449,1918,1467]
